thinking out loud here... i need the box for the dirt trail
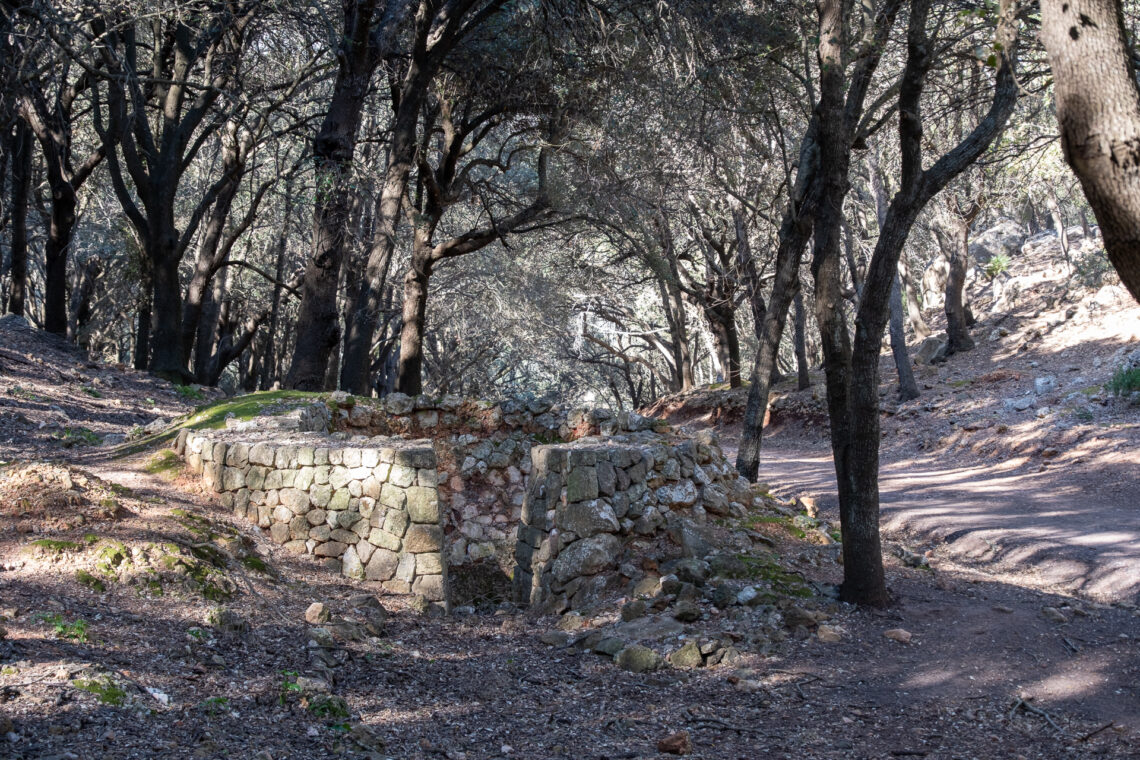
[733,442,1140,605]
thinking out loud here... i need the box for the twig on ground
[1009,697,1067,735]
[1078,722,1114,742]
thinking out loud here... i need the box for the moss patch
[29,538,81,553]
[76,570,107,592]
[95,541,131,576]
[74,675,128,706]
[144,449,183,477]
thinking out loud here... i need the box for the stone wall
[511,430,751,612]
[174,428,447,608]
[329,393,666,570]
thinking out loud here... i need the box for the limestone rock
[304,602,330,624]
[667,640,703,669]
[615,644,663,673]
[550,533,622,583]
[558,499,619,538]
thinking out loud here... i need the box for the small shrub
[1107,367,1140,397]
[80,386,103,398]
[983,252,1010,279]
[1073,248,1116,288]
[36,613,89,642]
[308,694,350,719]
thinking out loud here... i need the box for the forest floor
[1,242,1139,758]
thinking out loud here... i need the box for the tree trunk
[395,250,433,396]
[285,0,391,389]
[149,246,188,379]
[939,212,976,355]
[889,272,920,400]
[43,177,77,335]
[794,289,811,391]
[7,122,32,317]
[134,253,152,370]
[899,252,930,339]
[69,255,101,349]
[1039,0,1140,302]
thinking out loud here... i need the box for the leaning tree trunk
[1039,0,1140,303]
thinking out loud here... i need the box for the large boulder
[551,533,622,583]
[970,218,1026,264]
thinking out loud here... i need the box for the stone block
[406,486,439,524]
[313,465,330,485]
[383,509,409,538]
[307,509,327,526]
[557,499,619,537]
[310,484,333,508]
[329,466,351,490]
[264,469,283,491]
[222,467,246,491]
[331,528,359,544]
[283,539,307,555]
[373,463,391,482]
[368,528,401,552]
[328,488,351,511]
[379,483,406,510]
[395,553,417,582]
[269,522,290,544]
[359,497,376,519]
[314,541,347,557]
[356,539,375,565]
[314,448,329,466]
[280,488,310,515]
[225,443,249,467]
[309,525,331,542]
[551,533,622,583]
[412,574,445,602]
[289,515,309,540]
[382,579,411,594]
[403,524,443,553]
[329,448,343,465]
[297,446,315,467]
[365,548,399,581]
[566,466,599,502]
[272,505,293,523]
[389,464,416,488]
[292,467,313,491]
[343,447,362,468]
[416,553,443,575]
[362,476,381,499]
[342,546,365,579]
[361,448,380,468]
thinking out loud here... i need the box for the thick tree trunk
[7,122,32,317]
[43,181,77,335]
[1039,0,1140,302]
[395,251,433,396]
[134,254,152,370]
[285,72,372,390]
[149,247,188,379]
[285,0,395,389]
[938,212,976,355]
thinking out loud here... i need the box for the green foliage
[9,385,41,401]
[55,427,101,447]
[36,613,89,642]
[983,252,1010,279]
[1107,367,1140,396]
[199,696,229,716]
[1073,248,1116,288]
[174,384,205,400]
[80,386,103,398]
[74,675,127,705]
[279,670,303,705]
[180,390,323,431]
[308,695,351,719]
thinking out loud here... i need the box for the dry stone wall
[511,430,752,612]
[174,428,447,608]
[329,393,666,570]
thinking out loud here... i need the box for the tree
[1038,0,1140,303]
[815,0,1020,605]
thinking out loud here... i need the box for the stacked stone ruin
[175,428,447,607]
[512,432,752,612]
[174,393,754,612]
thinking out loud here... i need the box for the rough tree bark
[1039,0,1140,302]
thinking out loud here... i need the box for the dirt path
[743,443,1140,605]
